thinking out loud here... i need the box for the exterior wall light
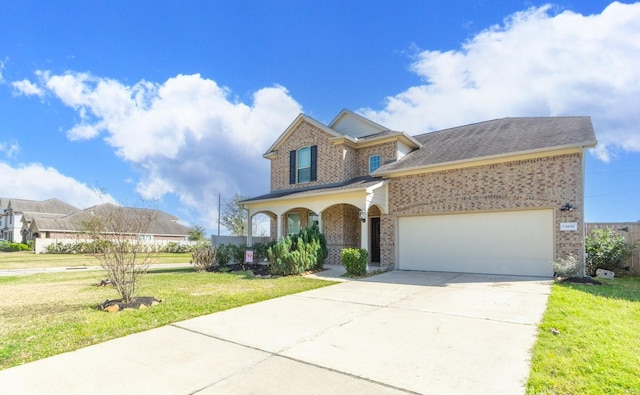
[559,203,575,212]
[359,210,366,223]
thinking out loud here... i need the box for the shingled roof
[6,198,78,216]
[242,176,385,203]
[376,116,597,175]
[30,203,190,236]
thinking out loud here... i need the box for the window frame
[369,154,381,174]
[297,146,311,183]
[287,212,301,236]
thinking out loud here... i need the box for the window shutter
[310,145,317,181]
[289,150,296,184]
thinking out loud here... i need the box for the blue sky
[1,1,639,235]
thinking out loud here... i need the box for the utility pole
[217,193,221,236]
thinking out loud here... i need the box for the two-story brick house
[243,109,596,277]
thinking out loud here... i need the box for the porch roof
[242,176,384,204]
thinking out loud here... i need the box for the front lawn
[527,277,640,394]
[0,251,192,270]
[0,268,335,370]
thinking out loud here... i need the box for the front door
[370,217,381,263]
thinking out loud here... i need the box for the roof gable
[263,113,342,158]
[328,109,390,139]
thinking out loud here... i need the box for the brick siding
[270,120,397,191]
[384,153,584,265]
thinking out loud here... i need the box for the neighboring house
[1,198,78,243]
[27,203,191,253]
[242,109,597,277]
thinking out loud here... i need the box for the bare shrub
[82,204,158,303]
[191,246,218,272]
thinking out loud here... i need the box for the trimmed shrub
[341,248,368,276]
[266,224,326,276]
[215,244,231,266]
[228,243,246,264]
[292,224,327,269]
[551,254,580,278]
[251,241,275,263]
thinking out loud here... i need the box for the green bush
[228,243,246,264]
[251,241,275,263]
[44,240,108,254]
[266,224,326,276]
[42,240,204,254]
[586,228,638,276]
[341,248,368,276]
[267,236,321,275]
[215,244,232,266]
[0,241,32,252]
[292,224,327,268]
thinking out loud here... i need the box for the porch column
[277,214,283,239]
[360,210,369,271]
[247,213,253,247]
[318,210,324,233]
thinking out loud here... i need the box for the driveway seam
[171,323,418,394]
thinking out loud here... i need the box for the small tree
[188,225,207,241]
[586,228,638,276]
[82,205,158,303]
[221,193,249,236]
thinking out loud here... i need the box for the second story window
[289,145,317,184]
[369,155,381,174]
[297,147,311,183]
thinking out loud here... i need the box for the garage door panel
[398,210,553,276]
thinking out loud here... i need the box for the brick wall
[384,153,584,265]
[323,204,361,265]
[270,120,401,191]
[270,120,351,191]
[356,142,397,177]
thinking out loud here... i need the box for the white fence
[211,235,273,246]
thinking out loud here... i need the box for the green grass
[0,251,192,270]
[527,277,640,394]
[0,269,336,370]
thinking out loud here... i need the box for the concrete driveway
[0,270,551,394]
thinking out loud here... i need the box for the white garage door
[398,210,554,276]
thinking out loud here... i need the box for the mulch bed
[207,263,325,277]
[98,297,162,312]
[208,263,271,276]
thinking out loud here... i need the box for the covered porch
[243,178,388,266]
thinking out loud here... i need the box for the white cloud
[0,162,116,208]
[0,140,19,158]
[22,71,302,230]
[11,79,44,97]
[360,2,640,162]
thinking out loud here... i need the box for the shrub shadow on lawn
[557,276,640,303]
